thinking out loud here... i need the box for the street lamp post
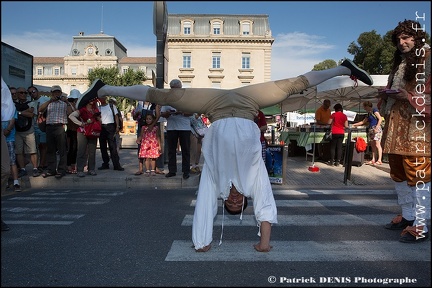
[153,1,168,89]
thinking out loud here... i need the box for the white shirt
[1,76,16,121]
[98,103,118,124]
[160,105,190,131]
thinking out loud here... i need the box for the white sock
[303,66,351,87]
[395,181,415,221]
[413,182,430,232]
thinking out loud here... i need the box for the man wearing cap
[38,85,71,178]
[28,86,50,171]
[14,87,40,177]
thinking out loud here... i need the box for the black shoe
[399,228,429,243]
[77,79,105,109]
[341,59,373,85]
[385,215,414,230]
[55,173,65,179]
[1,221,10,231]
[113,167,125,171]
[165,172,176,178]
[334,161,340,167]
[326,161,334,166]
[32,168,41,177]
[98,165,110,170]
[18,169,27,178]
[183,173,190,180]
[14,184,21,192]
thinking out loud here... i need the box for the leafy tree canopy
[88,67,147,115]
[347,29,430,74]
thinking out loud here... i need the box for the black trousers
[66,129,78,166]
[166,130,191,174]
[45,124,67,174]
[330,133,345,163]
[99,123,121,168]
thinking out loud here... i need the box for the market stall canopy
[315,75,389,111]
[279,75,389,113]
[279,86,317,113]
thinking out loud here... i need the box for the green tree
[88,67,147,116]
[312,59,337,71]
[347,30,385,74]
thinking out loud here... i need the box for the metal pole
[153,1,168,89]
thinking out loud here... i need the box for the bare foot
[253,243,273,252]
[196,244,211,252]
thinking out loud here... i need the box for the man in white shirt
[97,98,124,171]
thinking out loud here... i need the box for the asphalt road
[1,187,430,287]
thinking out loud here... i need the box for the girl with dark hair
[327,103,349,166]
[135,113,161,176]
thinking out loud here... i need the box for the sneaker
[14,184,21,192]
[98,164,110,170]
[77,172,85,178]
[32,168,41,177]
[77,79,105,109]
[18,169,27,178]
[385,214,414,230]
[190,167,201,174]
[341,59,373,86]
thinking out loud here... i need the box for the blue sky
[1,1,430,80]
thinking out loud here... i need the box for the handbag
[79,120,102,138]
[37,112,47,132]
[190,116,208,138]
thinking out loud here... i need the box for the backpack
[354,137,367,153]
[109,103,123,130]
[14,101,33,132]
[370,110,385,129]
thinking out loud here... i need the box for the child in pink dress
[136,114,161,176]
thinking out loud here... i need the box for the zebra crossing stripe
[181,215,396,226]
[190,199,399,207]
[165,240,431,262]
[3,220,74,225]
[272,189,395,195]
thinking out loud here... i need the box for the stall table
[280,128,367,160]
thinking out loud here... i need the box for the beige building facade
[31,14,273,94]
[32,32,156,95]
[166,14,274,88]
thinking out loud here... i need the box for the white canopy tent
[280,75,389,113]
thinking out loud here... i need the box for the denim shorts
[7,141,16,165]
[34,125,47,144]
